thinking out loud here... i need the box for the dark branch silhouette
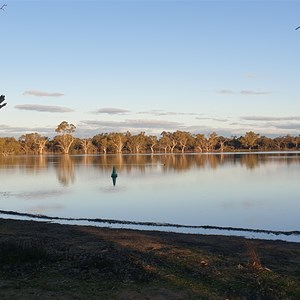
[296,26,300,30]
[0,4,7,11]
[0,95,7,109]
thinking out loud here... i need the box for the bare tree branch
[0,95,7,110]
[296,26,300,30]
[0,4,7,11]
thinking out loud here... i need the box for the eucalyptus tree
[227,135,242,150]
[18,133,48,154]
[18,133,35,154]
[160,131,177,153]
[273,136,284,150]
[193,134,206,152]
[35,135,48,154]
[257,136,273,151]
[282,135,297,150]
[146,135,158,153]
[240,131,260,150]
[158,133,171,153]
[92,133,110,154]
[173,130,193,153]
[292,135,300,149]
[80,138,93,154]
[218,136,229,152]
[0,137,20,155]
[54,121,76,154]
[108,132,127,153]
[127,131,147,153]
[207,132,219,152]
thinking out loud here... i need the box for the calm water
[0,153,299,242]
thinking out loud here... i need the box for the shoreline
[1,210,300,243]
[0,217,299,299]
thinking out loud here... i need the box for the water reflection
[0,152,300,241]
[55,155,75,186]
[1,153,300,185]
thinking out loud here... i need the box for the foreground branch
[0,95,6,109]
[0,4,7,11]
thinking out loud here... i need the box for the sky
[1,0,300,138]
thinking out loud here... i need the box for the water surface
[0,153,299,242]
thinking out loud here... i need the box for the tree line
[1,121,300,155]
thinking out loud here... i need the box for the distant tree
[18,133,47,154]
[293,135,300,149]
[92,133,110,154]
[158,133,171,153]
[282,135,294,150]
[108,132,126,153]
[273,136,285,150]
[207,132,219,152]
[160,131,177,152]
[125,131,145,153]
[257,136,273,151]
[55,121,76,154]
[18,134,34,154]
[227,135,242,150]
[173,130,193,153]
[218,136,229,152]
[193,134,207,152]
[146,135,158,153]
[35,135,48,154]
[80,138,93,154]
[240,131,260,150]
[0,137,20,155]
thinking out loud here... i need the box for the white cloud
[0,124,54,137]
[217,89,271,95]
[80,119,183,130]
[217,89,234,94]
[15,104,74,113]
[241,116,300,121]
[196,117,228,122]
[240,90,271,95]
[92,108,130,115]
[23,90,64,97]
[138,109,198,116]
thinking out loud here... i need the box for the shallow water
[0,152,299,242]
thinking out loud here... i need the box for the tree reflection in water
[1,153,300,186]
[55,155,75,186]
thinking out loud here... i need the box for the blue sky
[1,0,300,138]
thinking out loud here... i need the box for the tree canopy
[1,121,300,155]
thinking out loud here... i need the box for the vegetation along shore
[2,121,300,155]
[0,218,299,299]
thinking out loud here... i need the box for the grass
[0,218,299,299]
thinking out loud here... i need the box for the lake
[0,152,299,242]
